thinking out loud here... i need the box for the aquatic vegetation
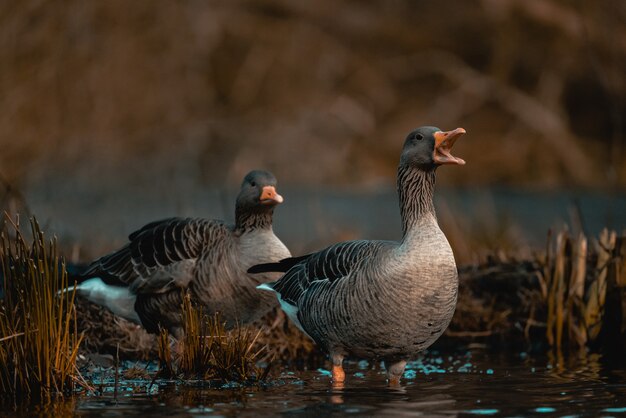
[0,216,89,398]
[448,227,626,352]
[157,294,264,382]
[538,229,626,349]
[177,293,215,378]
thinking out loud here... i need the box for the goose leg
[385,359,407,386]
[331,353,346,383]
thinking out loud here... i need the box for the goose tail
[63,277,141,324]
[249,263,283,274]
[248,254,310,274]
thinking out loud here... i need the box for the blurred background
[0,0,624,264]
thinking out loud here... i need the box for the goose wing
[81,217,228,294]
[257,240,391,306]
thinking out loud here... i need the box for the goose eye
[250,181,256,187]
[415,133,423,141]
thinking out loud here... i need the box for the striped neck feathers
[397,164,437,237]
[235,207,274,232]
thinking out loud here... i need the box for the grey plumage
[253,126,466,383]
[75,170,290,337]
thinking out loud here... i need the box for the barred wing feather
[270,240,392,306]
[81,217,227,294]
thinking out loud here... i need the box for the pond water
[25,184,626,258]
[8,346,626,417]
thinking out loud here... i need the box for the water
[22,183,626,257]
[8,347,626,417]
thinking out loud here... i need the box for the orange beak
[433,128,466,165]
[260,186,284,205]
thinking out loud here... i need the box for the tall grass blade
[0,215,88,399]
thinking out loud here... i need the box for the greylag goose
[250,126,466,384]
[72,170,290,338]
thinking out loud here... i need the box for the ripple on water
[465,409,499,415]
[604,407,626,413]
[534,406,557,413]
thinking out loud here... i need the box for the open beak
[433,128,466,165]
[260,186,284,205]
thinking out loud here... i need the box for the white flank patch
[279,298,313,339]
[257,283,310,337]
[74,278,141,324]
[256,283,276,293]
[277,297,304,331]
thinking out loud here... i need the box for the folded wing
[259,240,391,306]
[81,217,227,294]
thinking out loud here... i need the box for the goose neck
[235,209,273,232]
[397,165,437,238]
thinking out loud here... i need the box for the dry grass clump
[158,294,264,383]
[0,216,89,399]
[157,328,175,379]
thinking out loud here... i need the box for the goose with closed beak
[71,170,290,338]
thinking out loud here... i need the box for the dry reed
[157,328,174,379]
[157,293,263,382]
[0,215,89,399]
[446,227,626,352]
[539,229,626,349]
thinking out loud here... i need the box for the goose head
[236,170,284,214]
[400,126,466,170]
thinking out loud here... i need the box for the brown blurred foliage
[0,0,624,190]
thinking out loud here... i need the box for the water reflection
[3,348,626,417]
[546,348,603,379]
[9,397,78,418]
